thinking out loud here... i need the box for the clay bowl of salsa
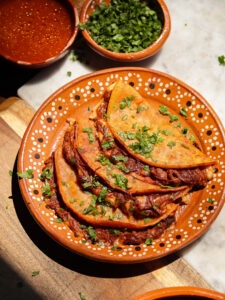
[0,0,79,68]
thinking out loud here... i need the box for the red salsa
[0,0,75,63]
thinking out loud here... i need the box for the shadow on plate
[12,155,179,278]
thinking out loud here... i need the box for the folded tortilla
[107,80,216,169]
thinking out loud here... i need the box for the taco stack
[40,81,216,246]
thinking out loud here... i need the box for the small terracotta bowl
[131,286,225,300]
[0,0,79,68]
[80,0,171,62]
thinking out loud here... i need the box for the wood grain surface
[0,97,213,299]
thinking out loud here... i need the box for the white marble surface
[18,0,225,294]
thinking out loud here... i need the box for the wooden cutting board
[0,97,212,300]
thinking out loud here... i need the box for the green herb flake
[136,105,149,114]
[82,127,95,143]
[42,182,53,197]
[111,245,122,251]
[112,174,128,190]
[118,131,135,141]
[111,229,120,236]
[61,181,70,187]
[32,270,40,277]
[17,169,33,179]
[162,129,173,136]
[218,55,225,65]
[207,197,214,204]
[180,107,188,117]
[169,114,179,122]
[96,154,112,166]
[167,141,176,149]
[83,204,100,216]
[9,170,13,176]
[79,292,86,300]
[144,217,151,223]
[101,139,114,149]
[159,105,170,115]
[55,218,63,223]
[112,155,128,163]
[145,238,153,245]
[129,127,163,158]
[189,135,196,142]
[119,95,135,109]
[39,167,53,181]
[181,127,189,135]
[67,71,72,77]
[87,226,97,242]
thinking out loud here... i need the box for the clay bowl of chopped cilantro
[79,0,171,62]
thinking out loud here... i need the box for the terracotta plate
[131,286,225,300]
[18,67,225,263]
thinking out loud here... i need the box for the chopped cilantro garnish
[119,95,135,109]
[136,105,149,114]
[55,218,63,223]
[112,155,128,163]
[112,174,128,190]
[87,226,97,242]
[79,292,86,300]
[118,131,135,141]
[101,139,114,149]
[169,115,179,122]
[159,105,170,115]
[39,167,53,181]
[83,204,100,216]
[144,217,151,223]
[218,55,225,65]
[159,105,179,122]
[98,186,108,202]
[143,165,150,173]
[129,127,163,158]
[181,128,189,135]
[96,154,112,166]
[110,229,120,236]
[67,71,72,77]
[17,169,33,179]
[32,270,40,277]
[82,0,162,53]
[207,197,214,204]
[42,182,53,197]
[167,141,176,149]
[82,127,95,143]
[162,129,173,136]
[145,238,153,245]
[189,135,196,142]
[180,107,188,117]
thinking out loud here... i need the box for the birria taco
[40,81,216,246]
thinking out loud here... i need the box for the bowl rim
[0,0,79,68]
[131,286,225,300]
[80,0,171,62]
